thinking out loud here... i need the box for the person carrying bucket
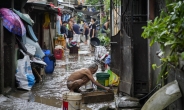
[67,63,111,92]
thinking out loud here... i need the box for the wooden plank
[0,18,4,94]
[49,23,54,53]
[82,91,114,104]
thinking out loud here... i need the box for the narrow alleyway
[0,43,116,110]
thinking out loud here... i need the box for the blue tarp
[105,55,111,66]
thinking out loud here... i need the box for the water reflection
[7,44,92,108]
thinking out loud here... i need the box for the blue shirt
[73,24,80,34]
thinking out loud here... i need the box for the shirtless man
[67,63,110,92]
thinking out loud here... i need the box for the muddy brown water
[0,44,116,110]
[8,44,95,108]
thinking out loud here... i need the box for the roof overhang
[58,2,75,9]
[25,2,58,13]
[75,9,100,16]
[0,0,28,10]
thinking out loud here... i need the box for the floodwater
[0,43,117,110]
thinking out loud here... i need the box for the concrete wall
[167,69,184,110]
[148,0,161,90]
[149,43,161,89]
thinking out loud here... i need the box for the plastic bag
[15,50,35,90]
[105,55,111,66]
[107,70,120,86]
[94,46,107,61]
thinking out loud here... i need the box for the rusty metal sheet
[110,31,122,76]
[118,0,133,95]
[119,29,133,95]
[110,29,133,95]
[110,0,134,95]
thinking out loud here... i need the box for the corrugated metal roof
[58,3,74,9]
[25,2,58,13]
[27,0,47,4]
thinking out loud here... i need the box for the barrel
[96,73,110,90]
[69,46,78,54]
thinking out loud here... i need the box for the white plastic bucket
[62,92,82,110]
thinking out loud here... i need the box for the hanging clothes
[56,8,62,34]
[62,14,70,22]
[43,13,50,29]
[56,14,61,34]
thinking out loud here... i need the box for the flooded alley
[1,0,184,109]
[0,43,117,110]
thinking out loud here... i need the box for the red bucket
[62,101,68,110]
[54,49,63,60]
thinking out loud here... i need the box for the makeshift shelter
[0,0,28,94]
[24,2,59,51]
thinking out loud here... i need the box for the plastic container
[85,81,93,90]
[90,37,100,47]
[96,73,110,90]
[62,92,82,110]
[43,50,55,74]
[69,46,78,54]
[61,39,66,49]
[54,35,65,47]
[54,49,63,60]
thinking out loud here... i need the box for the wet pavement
[0,43,117,110]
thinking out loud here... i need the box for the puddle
[0,95,61,110]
